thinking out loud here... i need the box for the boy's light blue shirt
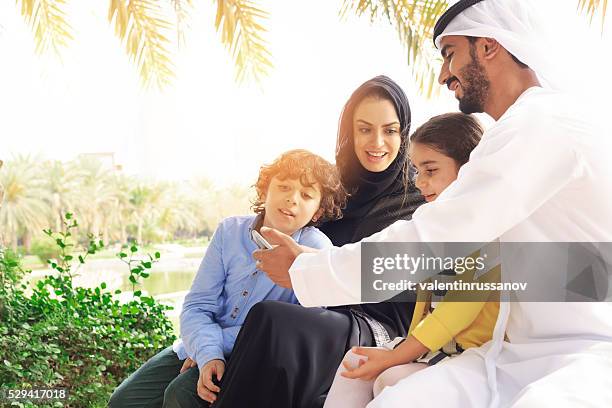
[173,214,332,369]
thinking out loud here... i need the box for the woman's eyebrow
[356,119,400,127]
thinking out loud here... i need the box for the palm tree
[578,0,609,30]
[41,160,85,232]
[104,173,134,243]
[126,180,204,243]
[0,160,4,248]
[155,181,200,241]
[14,0,608,95]
[73,157,117,240]
[340,0,610,96]
[201,182,252,234]
[340,0,448,97]
[15,0,271,89]
[0,160,4,208]
[128,182,167,244]
[0,156,50,251]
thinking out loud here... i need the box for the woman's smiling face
[352,97,402,173]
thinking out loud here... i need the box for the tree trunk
[56,208,63,232]
[137,219,143,245]
[11,231,18,252]
[120,224,127,244]
[23,231,32,253]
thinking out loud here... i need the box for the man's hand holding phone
[252,227,319,288]
[251,229,273,250]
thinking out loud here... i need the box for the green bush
[0,214,176,407]
[29,237,62,265]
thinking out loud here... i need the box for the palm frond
[577,0,608,31]
[108,0,174,89]
[213,0,273,84]
[17,0,73,55]
[0,155,50,246]
[340,0,447,98]
[171,0,192,47]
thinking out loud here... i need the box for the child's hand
[180,357,197,373]
[341,347,397,381]
[197,359,225,403]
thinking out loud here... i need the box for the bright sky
[1,0,610,185]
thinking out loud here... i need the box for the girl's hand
[341,347,397,381]
[180,357,197,373]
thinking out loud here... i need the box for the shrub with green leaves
[0,214,176,407]
[29,237,61,265]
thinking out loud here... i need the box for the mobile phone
[251,229,273,250]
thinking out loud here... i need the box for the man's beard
[457,50,490,114]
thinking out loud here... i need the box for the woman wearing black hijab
[213,76,424,408]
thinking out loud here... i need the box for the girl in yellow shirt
[324,112,500,408]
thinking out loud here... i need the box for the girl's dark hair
[335,75,412,188]
[410,112,484,166]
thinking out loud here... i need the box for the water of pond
[121,269,196,296]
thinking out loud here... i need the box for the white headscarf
[434,0,564,91]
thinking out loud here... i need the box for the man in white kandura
[253,0,612,406]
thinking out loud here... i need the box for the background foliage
[0,214,176,407]
[13,0,609,94]
[0,155,251,254]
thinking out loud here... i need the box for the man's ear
[481,37,501,60]
[312,208,324,222]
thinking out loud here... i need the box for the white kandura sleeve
[289,109,583,307]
